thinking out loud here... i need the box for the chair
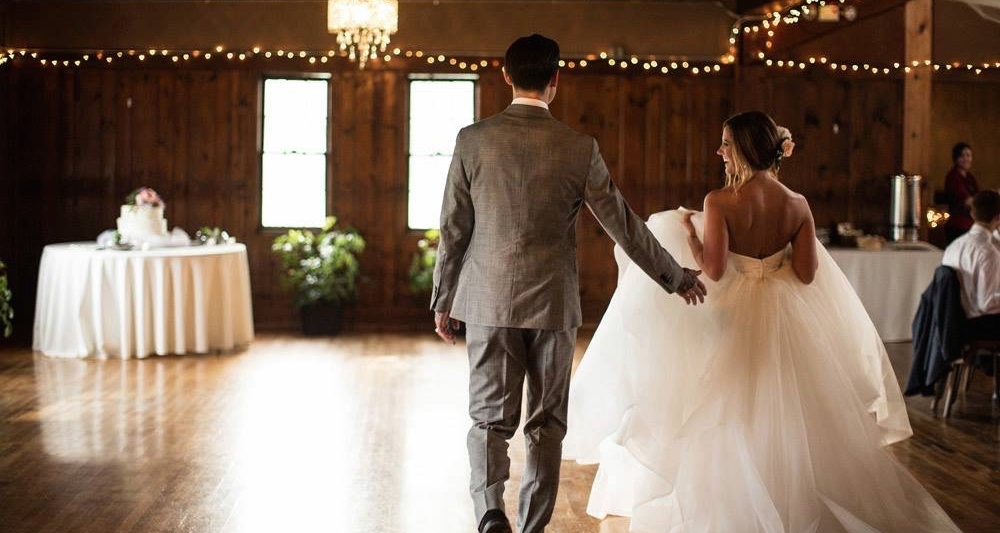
[957,339,1000,399]
[936,339,1000,417]
[907,265,1000,417]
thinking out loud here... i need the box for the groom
[431,33,706,533]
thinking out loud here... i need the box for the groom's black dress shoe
[479,509,512,533]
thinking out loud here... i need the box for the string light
[764,0,1000,75]
[756,46,995,76]
[0,46,728,77]
[734,0,997,77]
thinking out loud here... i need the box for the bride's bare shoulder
[775,184,812,224]
[770,180,808,205]
[772,179,803,197]
[704,187,738,208]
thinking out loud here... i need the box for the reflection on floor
[0,334,997,533]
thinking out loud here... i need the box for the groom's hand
[434,311,461,344]
[677,268,707,305]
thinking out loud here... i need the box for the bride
[563,111,962,533]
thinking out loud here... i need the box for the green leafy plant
[195,226,235,245]
[271,216,366,308]
[0,260,13,338]
[408,229,440,294]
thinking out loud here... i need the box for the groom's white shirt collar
[512,97,548,110]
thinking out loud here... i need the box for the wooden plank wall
[931,80,1000,192]
[1,61,997,335]
[0,66,261,340]
[735,67,905,234]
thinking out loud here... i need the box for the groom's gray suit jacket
[432,103,687,330]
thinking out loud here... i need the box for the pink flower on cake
[127,187,164,207]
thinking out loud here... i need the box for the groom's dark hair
[504,34,560,92]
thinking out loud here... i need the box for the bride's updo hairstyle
[723,111,788,190]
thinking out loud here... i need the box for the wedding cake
[116,187,168,243]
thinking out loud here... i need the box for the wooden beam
[2,1,733,60]
[736,0,780,15]
[902,0,932,177]
[742,0,910,65]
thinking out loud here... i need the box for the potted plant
[271,216,366,335]
[406,229,464,336]
[408,229,439,295]
[0,259,12,338]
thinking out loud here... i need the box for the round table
[33,242,255,358]
[828,243,942,342]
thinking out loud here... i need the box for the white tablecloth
[33,243,255,358]
[828,244,942,342]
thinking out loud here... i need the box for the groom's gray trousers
[465,324,576,533]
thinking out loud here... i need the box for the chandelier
[327,0,399,69]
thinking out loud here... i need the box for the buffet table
[828,243,942,342]
[33,243,254,358]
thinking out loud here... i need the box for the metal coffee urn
[890,174,922,242]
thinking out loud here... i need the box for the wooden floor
[0,334,998,533]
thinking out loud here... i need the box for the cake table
[32,242,255,358]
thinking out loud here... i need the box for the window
[261,77,329,228]
[407,77,476,230]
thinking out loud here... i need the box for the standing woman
[565,111,964,533]
[943,142,978,244]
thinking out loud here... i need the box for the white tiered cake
[116,204,168,243]
[116,187,169,244]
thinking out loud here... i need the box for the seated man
[942,189,1000,340]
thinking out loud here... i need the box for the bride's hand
[682,211,698,238]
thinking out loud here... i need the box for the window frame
[405,73,479,232]
[258,73,332,231]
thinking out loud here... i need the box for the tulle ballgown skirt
[563,210,962,533]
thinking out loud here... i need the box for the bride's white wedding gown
[563,209,962,533]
